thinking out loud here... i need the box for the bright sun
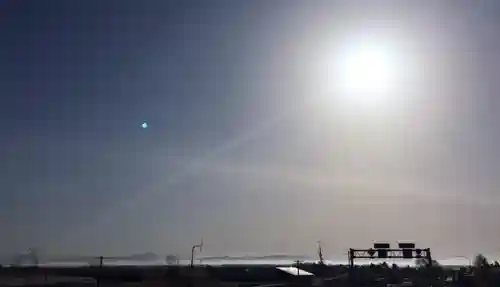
[341,47,394,94]
[308,35,413,116]
[337,43,399,107]
[315,38,405,113]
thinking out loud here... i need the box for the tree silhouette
[415,257,427,268]
[166,254,179,265]
[474,253,489,269]
[473,253,490,287]
[415,257,439,268]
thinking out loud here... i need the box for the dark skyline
[1,0,500,260]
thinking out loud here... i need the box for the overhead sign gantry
[348,242,432,268]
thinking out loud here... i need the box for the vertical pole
[317,241,324,265]
[96,256,103,287]
[190,245,196,268]
[296,260,300,275]
[349,249,354,268]
[348,249,354,286]
[190,240,203,268]
[426,249,432,267]
[190,243,202,287]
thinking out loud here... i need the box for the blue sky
[1,0,500,260]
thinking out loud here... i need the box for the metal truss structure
[348,243,433,268]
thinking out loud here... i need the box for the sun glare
[341,46,394,94]
[308,34,414,118]
[337,43,399,109]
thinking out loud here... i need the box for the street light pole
[190,239,203,268]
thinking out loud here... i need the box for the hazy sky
[1,0,500,260]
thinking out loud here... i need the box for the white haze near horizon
[12,256,497,268]
[18,258,470,268]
